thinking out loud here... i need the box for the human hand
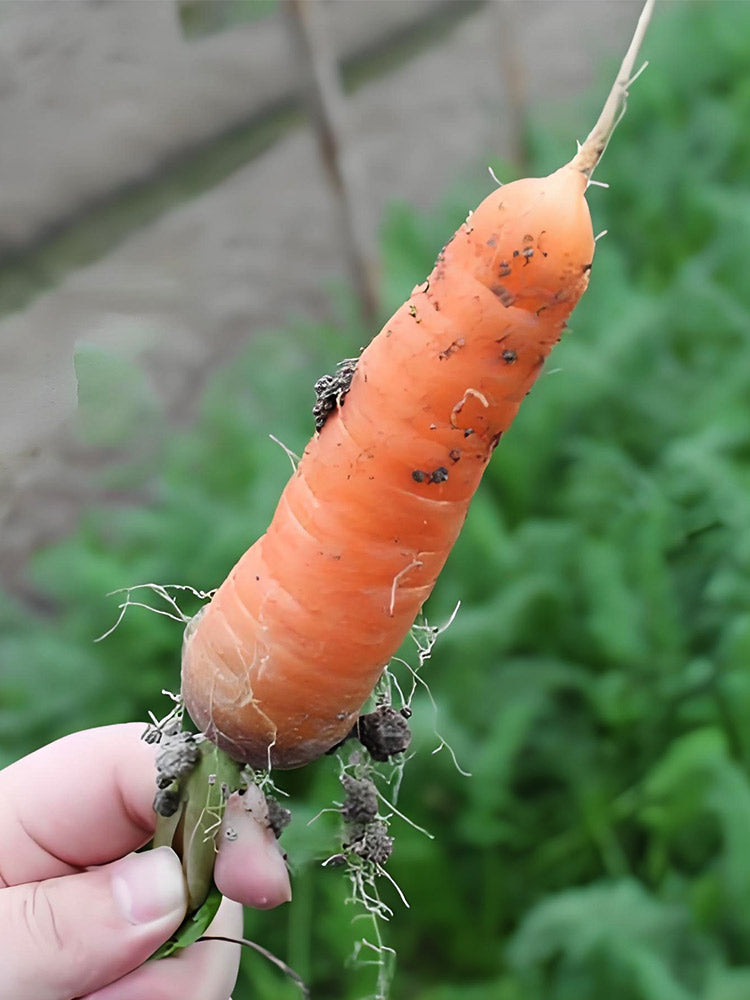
[0,723,292,1000]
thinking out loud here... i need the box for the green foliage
[2,2,750,998]
[508,880,712,1000]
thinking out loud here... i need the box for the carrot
[182,0,654,770]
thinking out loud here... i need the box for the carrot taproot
[182,0,654,770]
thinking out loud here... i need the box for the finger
[214,786,292,909]
[0,724,158,884]
[83,897,243,1000]
[0,846,187,1000]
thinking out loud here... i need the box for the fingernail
[111,847,187,925]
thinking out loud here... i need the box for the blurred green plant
[178,0,277,40]
[2,1,750,998]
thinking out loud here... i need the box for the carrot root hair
[306,604,462,1000]
[198,934,310,998]
[392,602,471,777]
[95,581,215,642]
[268,433,301,472]
[569,0,655,178]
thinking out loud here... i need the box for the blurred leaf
[508,880,710,1000]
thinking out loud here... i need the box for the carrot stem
[569,0,655,178]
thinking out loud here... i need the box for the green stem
[151,738,245,957]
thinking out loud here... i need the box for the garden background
[2,2,750,998]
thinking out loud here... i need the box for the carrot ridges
[181,3,654,769]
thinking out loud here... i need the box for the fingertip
[214,788,292,909]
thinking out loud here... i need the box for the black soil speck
[154,731,200,785]
[313,357,358,431]
[490,284,515,307]
[439,337,465,360]
[355,705,412,762]
[414,466,449,484]
[348,820,393,866]
[265,794,292,839]
[153,786,181,817]
[340,774,378,826]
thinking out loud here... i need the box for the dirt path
[0,0,641,599]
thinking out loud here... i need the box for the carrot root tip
[569,0,654,178]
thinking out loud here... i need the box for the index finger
[0,723,159,885]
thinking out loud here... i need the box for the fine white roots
[95,582,215,642]
[325,601,465,1000]
[389,601,471,778]
[269,433,301,472]
[388,558,423,617]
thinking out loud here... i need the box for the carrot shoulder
[182,0,654,770]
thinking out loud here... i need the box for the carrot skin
[182,165,594,769]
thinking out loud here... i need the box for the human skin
[0,723,292,1000]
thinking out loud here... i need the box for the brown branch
[493,0,530,174]
[281,0,378,325]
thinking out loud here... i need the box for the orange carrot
[182,0,654,770]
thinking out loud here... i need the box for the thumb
[0,846,187,1000]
